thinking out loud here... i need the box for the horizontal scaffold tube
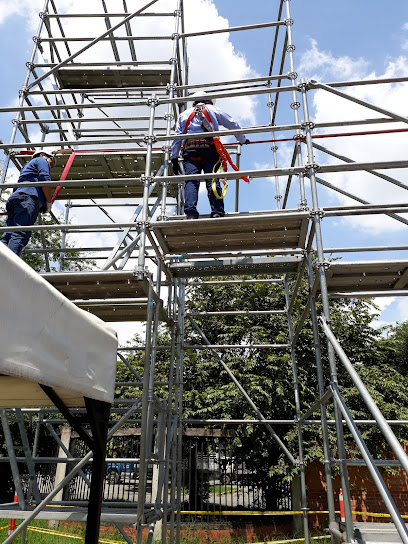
[3,161,408,189]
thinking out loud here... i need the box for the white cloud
[373,296,395,314]
[0,0,42,27]
[396,298,408,322]
[298,38,369,82]
[298,39,408,234]
[0,0,75,29]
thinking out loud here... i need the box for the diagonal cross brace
[188,317,297,465]
[27,0,159,91]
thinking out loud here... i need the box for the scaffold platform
[169,255,303,277]
[55,67,172,89]
[11,150,167,199]
[325,260,408,292]
[152,210,310,255]
[41,271,169,323]
[2,1,408,542]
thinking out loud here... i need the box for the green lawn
[0,519,331,544]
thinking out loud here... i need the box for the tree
[114,274,408,509]
[380,320,408,374]
[181,275,408,481]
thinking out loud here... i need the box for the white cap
[190,91,216,105]
[33,147,55,160]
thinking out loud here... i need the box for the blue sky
[1,0,408,342]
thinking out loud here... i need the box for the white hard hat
[33,147,55,160]
[190,91,216,105]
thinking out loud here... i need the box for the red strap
[202,107,213,127]
[184,110,198,134]
[52,151,76,203]
[183,105,214,133]
[213,137,249,183]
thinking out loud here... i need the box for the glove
[171,158,180,175]
[244,139,250,144]
[45,201,52,213]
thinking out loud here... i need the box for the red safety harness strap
[184,109,198,134]
[202,107,213,127]
[183,105,214,134]
[182,107,248,183]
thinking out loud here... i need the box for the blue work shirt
[14,157,50,208]
[171,102,246,159]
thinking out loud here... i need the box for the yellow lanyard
[211,160,228,200]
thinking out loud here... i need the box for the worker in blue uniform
[171,92,246,219]
[1,148,56,256]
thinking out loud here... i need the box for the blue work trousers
[1,192,40,256]
[183,147,224,219]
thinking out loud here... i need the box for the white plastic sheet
[0,243,118,407]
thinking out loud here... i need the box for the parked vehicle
[105,462,136,484]
[197,453,236,484]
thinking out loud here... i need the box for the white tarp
[0,243,118,407]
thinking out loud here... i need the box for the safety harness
[184,104,215,134]
[182,104,249,199]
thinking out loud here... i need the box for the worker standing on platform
[1,148,55,256]
[171,92,247,219]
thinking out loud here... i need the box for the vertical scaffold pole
[306,254,337,541]
[176,279,186,544]
[136,280,155,543]
[137,94,158,281]
[144,261,165,544]
[284,280,309,544]
[160,315,178,543]
[161,0,183,220]
[284,0,307,208]
[299,80,354,543]
[167,280,181,544]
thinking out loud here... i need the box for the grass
[0,519,123,543]
[0,519,332,544]
[209,484,238,495]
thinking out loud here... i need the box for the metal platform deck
[326,259,408,293]
[11,150,169,199]
[170,255,303,277]
[55,67,172,89]
[41,271,168,323]
[354,521,406,543]
[152,210,310,255]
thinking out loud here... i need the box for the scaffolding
[1,1,408,543]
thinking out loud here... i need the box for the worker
[171,91,247,219]
[1,148,56,256]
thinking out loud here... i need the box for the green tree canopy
[166,277,408,478]
[118,276,408,480]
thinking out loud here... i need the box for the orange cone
[339,488,345,522]
[8,489,18,541]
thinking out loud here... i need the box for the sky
[1,0,408,343]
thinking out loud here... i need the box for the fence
[0,428,292,524]
[66,432,291,517]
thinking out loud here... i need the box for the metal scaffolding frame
[1,1,408,543]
